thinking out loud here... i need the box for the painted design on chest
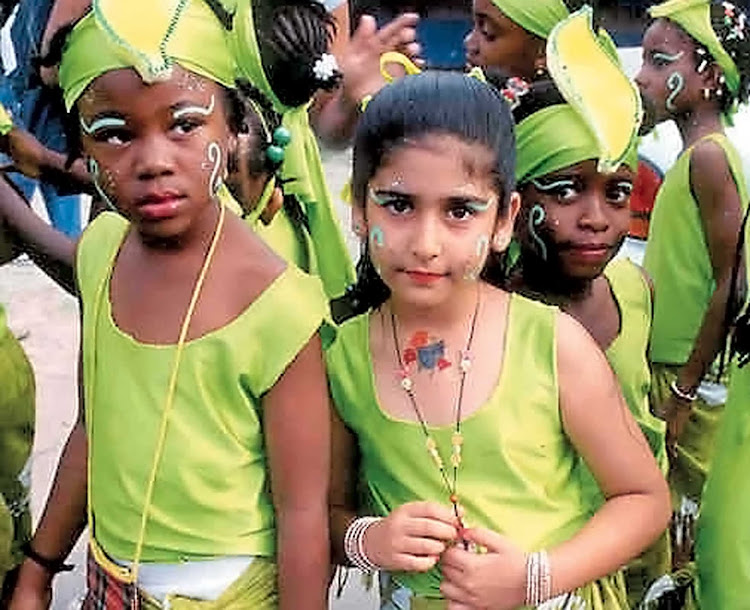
[403,331,452,373]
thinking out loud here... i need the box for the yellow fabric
[0,103,13,136]
[77,212,333,563]
[59,0,236,110]
[139,557,278,609]
[546,8,642,175]
[327,294,626,605]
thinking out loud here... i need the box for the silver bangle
[669,380,697,403]
[525,550,552,605]
[343,516,381,573]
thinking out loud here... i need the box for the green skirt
[0,321,35,587]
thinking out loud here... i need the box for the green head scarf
[491,0,570,39]
[228,0,355,298]
[516,7,642,184]
[59,0,235,111]
[649,0,741,96]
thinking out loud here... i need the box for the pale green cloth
[491,0,569,39]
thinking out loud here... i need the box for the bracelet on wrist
[669,380,698,403]
[525,549,552,606]
[343,516,381,573]
[21,541,74,574]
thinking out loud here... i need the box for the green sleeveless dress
[603,260,669,606]
[644,132,749,508]
[0,305,34,589]
[77,211,334,564]
[327,294,627,609]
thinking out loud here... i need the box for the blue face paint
[529,204,548,261]
[370,225,385,248]
[368,188,390,207]
[476,235,489,257]
[467,199,492,212]
[531,178,574,192]
[666,71,685,112]
[653,51,684,64]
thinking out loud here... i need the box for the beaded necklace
[390,289,481,546]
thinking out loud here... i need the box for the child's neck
[517,258,593,307]
[388,282,482,334]
[137,203,222,258]
[674,104,725,148]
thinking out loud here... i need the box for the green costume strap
[649,0,741,97]
[491,0,569,39]
[516,9,641,183]
[59,0,235,110]
[0,103,13,136]
[230,0,355,298]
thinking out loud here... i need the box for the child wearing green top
[327,67,670,609]
[497,20,670,601]
[9,1,333,609]
[636,0,750,568]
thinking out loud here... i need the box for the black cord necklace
[389,288,481,547]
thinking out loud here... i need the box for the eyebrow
[370,188,494,208]
[171,94,216,119]
[652,50,685,63]
[79,113,127,135]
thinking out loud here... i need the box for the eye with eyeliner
[369,189,414,215]
[531,177,581,202]
[607,180,634,206]
[80,116,130,145]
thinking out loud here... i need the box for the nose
[134,132,175,181]
[634,65,648,89]
[464,28,478,58]
[580,194,609,232]
[411,213,443,261]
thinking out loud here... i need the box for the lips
[405,270,446,285]
[136,191,185,220]
[566,244,612,263]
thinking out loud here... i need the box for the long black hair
[332,71,516,322]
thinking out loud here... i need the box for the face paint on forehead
[173,94,216,120]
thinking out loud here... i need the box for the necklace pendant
[400,376,414,392]
[459,351,472,374]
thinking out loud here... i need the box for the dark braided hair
[707,1,750,108]
[252,0,342,108]
[331,71,517,323]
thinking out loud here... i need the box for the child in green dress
[327,66,670,609]
[9,1,333,608]
[636,0,750,568]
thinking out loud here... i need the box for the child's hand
[363,501,459,572]
[440,527,526,610]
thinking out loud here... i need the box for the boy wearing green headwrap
[636,0,750,572]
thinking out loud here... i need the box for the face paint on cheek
[528,203,548,261]
[206,142,222,197]
[666,71,685,112]
[462,235,489,281]
[369,225,385,249]
[87,158,117,211]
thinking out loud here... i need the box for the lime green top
[252,207,315,274]
[77,212,334,562]
[644,133,749,365]
[327,294,624,601]
[604,259,667,473]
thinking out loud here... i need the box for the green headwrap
[649,0,741,96]
[59,0,235,110]
[516,8,641,184]
[491,0,569,39]
[229,0,355,299]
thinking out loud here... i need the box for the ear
[351,205,367,238]
[492,191,521,252]
[702,62,723,92]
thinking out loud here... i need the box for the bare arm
[548,313,671,594]
[0,175,76,293]
[310,9,420,148]
[264,334,330,610]
[676,140,746,390]
[329,408,359,565]
[10,337,88,610]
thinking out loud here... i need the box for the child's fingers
[440,579,473,605]
[404,500,461,525]
[394,552,439,573]
[400,535,447,558]
[376,13,420,49]
[461,527,510,554]
[406,517,459,542]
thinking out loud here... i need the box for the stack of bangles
[669,380,697,403]
[344,516,381,573]
[525,550,552,606]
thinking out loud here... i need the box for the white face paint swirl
[207,141,222,198]
[173,94,215,120]
[79,115,127,136]
[666,71,685,112]
[87,158,117,211]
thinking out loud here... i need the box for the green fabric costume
[77,211,333,563]
[0,305,34,588]
[327,295,628,608]
[229,0,355,297]
[490,0,569,39]
[696,359,750,608]
[644,133,748,507]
